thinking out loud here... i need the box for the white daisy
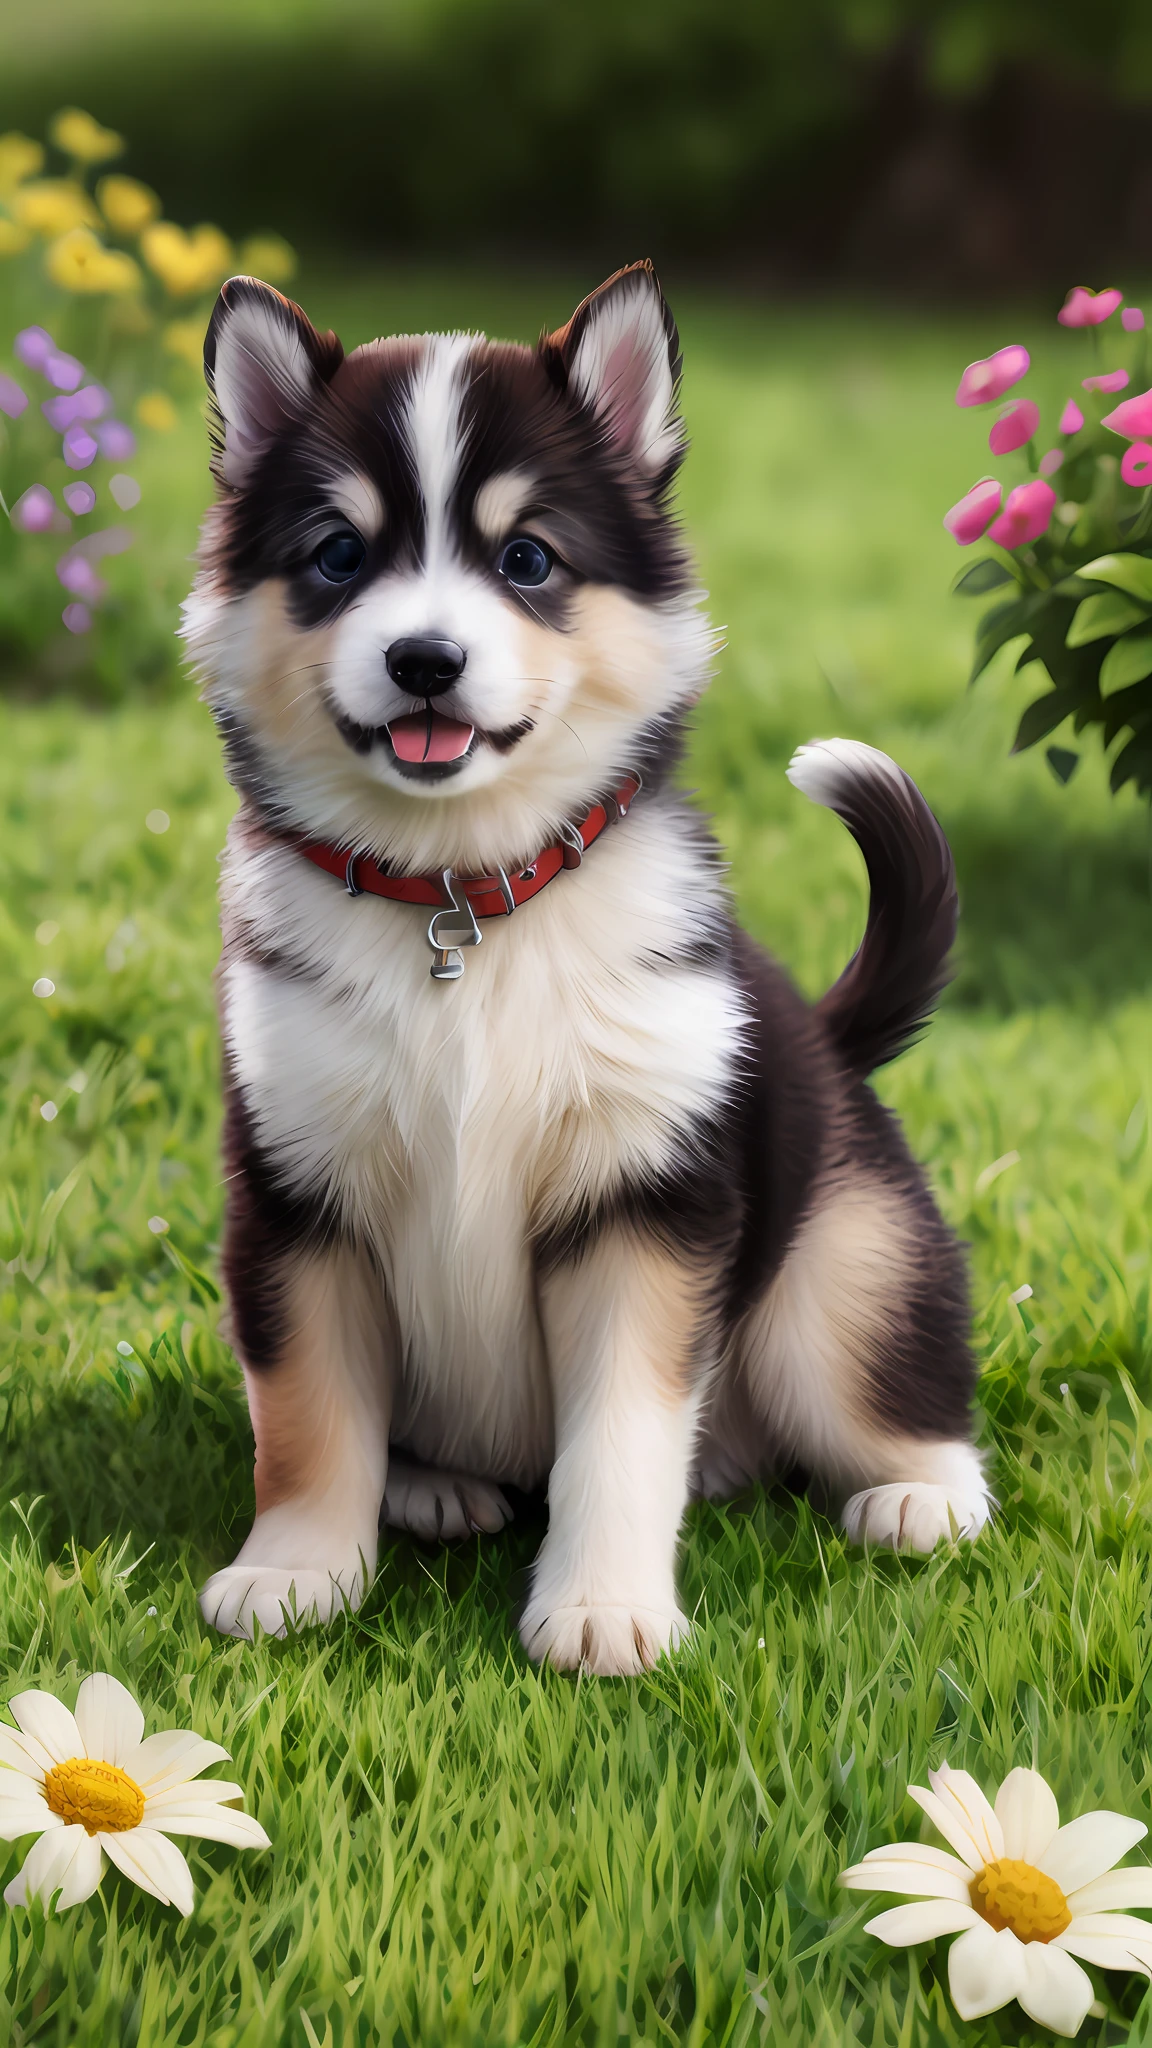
[0,1671,271,1915]
[840,1760,1152,2037]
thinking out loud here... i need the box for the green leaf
[161,1235,221,1305]
[1011,687,1083,753]
[1046,746,1080,785]
[969,596,1035,684]
[1099,631,1152,693]
[1076,553,1152,601]
[1066,591,1151,646]
[952,558,1015,597]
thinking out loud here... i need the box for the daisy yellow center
[970,1858,1071,1942]
[44,1757,145,1835]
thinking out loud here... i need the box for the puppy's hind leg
[741,1171,992,1554]
[200,1244,391,1639]
[382,1456,513,1542]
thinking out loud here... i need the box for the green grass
[3,274,1152,2046]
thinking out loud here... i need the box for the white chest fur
[220,803,747,1482]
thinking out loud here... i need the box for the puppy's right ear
[204,276,344,487]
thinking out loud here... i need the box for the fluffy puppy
[186,262,990,1675]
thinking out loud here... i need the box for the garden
[3,40,1152,2048]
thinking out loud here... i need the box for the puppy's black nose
[385,636,465,697]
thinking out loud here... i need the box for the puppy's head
[185,262,713,870]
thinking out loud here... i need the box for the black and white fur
[186,264,990,1675]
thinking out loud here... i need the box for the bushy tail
[787,738,957,1076]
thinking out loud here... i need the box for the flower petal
[74,1674,144,1766]
[55,1831,105,1908]
[1040,1811,1147,1895]
[144,1777,247,1812]
[1057,1924,1152,1976]
[0,1798,61,1843]
[840,1857,973,1903]
[3,1823,96,1910]
[0,1731,50,1782]
[861,1841,974,1878]
[947,1922,1025,2020]
[995,1766,1060,1863]
[123,1729,230,1794]
[1016,1942,1095,2037]
[1067,1867,1152,1914]
[145,1803,271,1849]
[910,1767,1002,1866]
[101,1826,195,1915]
[7,1691,83,1769]
[863,1899,980,1945]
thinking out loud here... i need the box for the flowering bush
[0,109,294,698]
[947,285,1152,798]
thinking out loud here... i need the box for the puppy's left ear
[204,275,344,487]
[540,260,684,484]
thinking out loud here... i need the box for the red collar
[293,770,642,979]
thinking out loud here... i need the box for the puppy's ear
[204,276,344,487]
[540,260,684,484]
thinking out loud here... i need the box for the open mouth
[333,706,535,777]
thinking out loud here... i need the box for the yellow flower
[140,221,232,298]
[238,234,296,286]
[0,133,44,195]
[0,218,31,257]
[137,391,178,432]
[12,179,100,239]
[48,109,124,165]
[162,317,206,367]
[46,227,142,295]
[97,175,160,238]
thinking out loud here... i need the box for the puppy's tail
[786,738,957,1075]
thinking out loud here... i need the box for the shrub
[946,289,1152,799]
[0,109,294,700]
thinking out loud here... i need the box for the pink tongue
[387,711,475,764]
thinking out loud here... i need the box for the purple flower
[56,550,105,601]
[14,327,55,370]
[95,419,136,460]
[61,602,93,634]
[0,372,28,418]
[42,384,110,431]
[62,425,98,470]
[11,484,56,532]
[1123,308,1146,333]
[44,351,84,393]
[63,482,96,515]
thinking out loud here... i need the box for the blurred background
[4,0,1152,290]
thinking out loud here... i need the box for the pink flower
[943,478,1002,545]
[43,351,84,392]
[1103,387,1152,439]
[96,420,135,460]
[14,326,54,370]
[1039,448,1064,477]
[1059,400,1085,434]
[988,399,1039,454]
[1058,286,1123,327]
[986,479,1056,550]
[11,484,56,533]
[0,371,27,418]
[61,603,92,634]
[41,384,110,431]
[62,482,96,515]
[955,345,1030,407]
[1121,442,1152,487]
[1082,369,1130,393]
[1123,308,1146,332]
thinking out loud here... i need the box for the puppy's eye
[499,536,554,587]
[314,530,366,584]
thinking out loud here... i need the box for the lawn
[3,271,1152,2047]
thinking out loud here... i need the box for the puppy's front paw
[520,1598,688,1677]
[198,1564,365,1640]
[843,1480,990,1554]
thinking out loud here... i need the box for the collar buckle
[427,871,483,980]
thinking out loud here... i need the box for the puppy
[186,261,990,1676]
